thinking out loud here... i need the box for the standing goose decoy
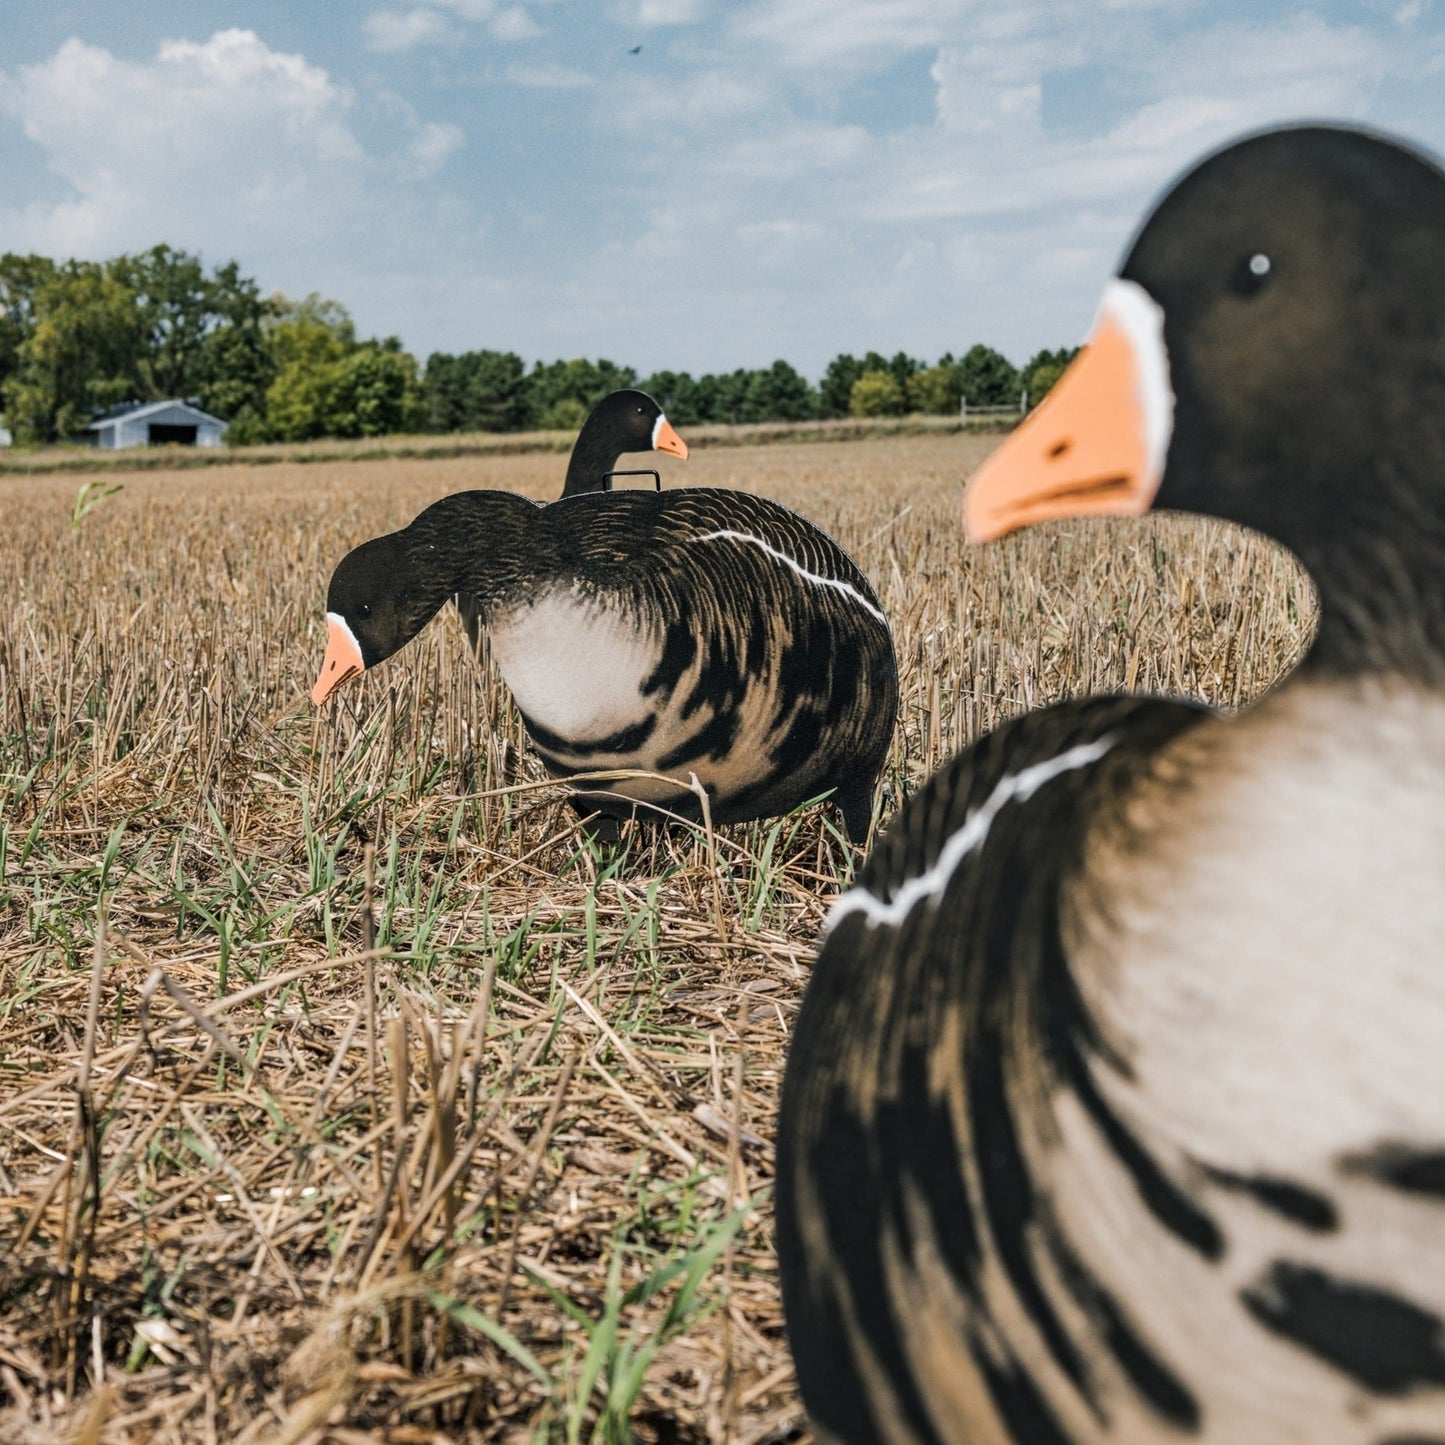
[312,485,897,842]
[556,388,689,499]
[455,387,689,668]
[777,124,1445,1444]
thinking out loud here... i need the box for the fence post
[960,394,968,422]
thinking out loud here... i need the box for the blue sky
[3,2,1444,378]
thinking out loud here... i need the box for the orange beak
[311,613,365,705]
[653,416,689,460]
[964,279,1174,544]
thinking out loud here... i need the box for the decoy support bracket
[603,469,662,491]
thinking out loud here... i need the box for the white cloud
[629,0,707,25]
[733,0,955,73]
[0,31,366,259]
[364,8,453,52]
[366,0,545,47]
[503,60,596,88]
[427,0,503,19]
[550,0,1445,373]
[409,120,464,174]
[0,29,467,291]
[5,3,1441,379]
[491,7,544,40]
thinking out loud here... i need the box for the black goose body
[452,387,689,724]
[777,125,1445,1443]
[315,486,897,841]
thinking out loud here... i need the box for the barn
[88,399,228,450]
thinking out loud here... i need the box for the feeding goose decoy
[454,387,689,677]
[776,124,1445,1443]
[312,485,897,842]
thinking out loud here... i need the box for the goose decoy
[777,124,1445,1443]
[558,388,688,499]
[454,388,689,680]
[312,485,897,842]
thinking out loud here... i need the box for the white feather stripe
[827,736,1118,932]
[691,529,888,626]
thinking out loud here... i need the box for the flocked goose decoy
[777,124,1445,1443]
[455,388,689,675]
[312,485,897,842]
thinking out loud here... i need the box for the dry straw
[0,434,1311,1441]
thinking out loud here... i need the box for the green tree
[260,297,352,441]
[198,261,274,423]
[819,354,864,418]
[110,246,275,423]
[262,299,424,442]
[0,253,56,409]
[538,396,587,431]
[741,360,815,422]
[956,344,1020,409]
[640,369,706,427]
[1023,346,1080,407]
[887,350,921,395]
[424,350,531,432]
[909,363,963,415]
[112,245,214,401]
[527,357,637,422]
[848,369,907,418]
[2,260,144,443]
[330,344,425,436]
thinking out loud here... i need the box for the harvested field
[0,432,1313,1442]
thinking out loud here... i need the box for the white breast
[1053,680,1445,1441]
[487,589,659,741]
[1078,680,1445,1174]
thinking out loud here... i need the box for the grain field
[0,432,1313,1442]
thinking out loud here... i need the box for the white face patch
[692,530,888,627]
[327,611,364,666]
[827,736,1117,933]
[650,412,667,449]
[1096,277,1174,499]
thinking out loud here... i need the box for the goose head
[967,124,1445,677]
[591,388,688,460]
[312,531,439,705]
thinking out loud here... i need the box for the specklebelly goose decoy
[312,486,897,842]
[455,387,689,674]
[776,124,1445,1443]
[556,388,689,499]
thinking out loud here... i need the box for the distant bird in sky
[627,44,642,54]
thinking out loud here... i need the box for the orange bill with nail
[965,280,1172,545]
[653,417,689,459]
[312,614,365,705]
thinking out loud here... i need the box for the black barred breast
[480,488,898,841]
[317,484,897,843]
[778,693,1445,1444]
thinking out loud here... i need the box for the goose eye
[1232,251,1273,297]
[359,603,372,619]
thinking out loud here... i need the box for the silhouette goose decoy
[777,124,1445,1443]
[312,485,897,842]
[557,388,688,499]
[454,388,689,679]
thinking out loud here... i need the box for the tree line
[0,248,1077,447]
